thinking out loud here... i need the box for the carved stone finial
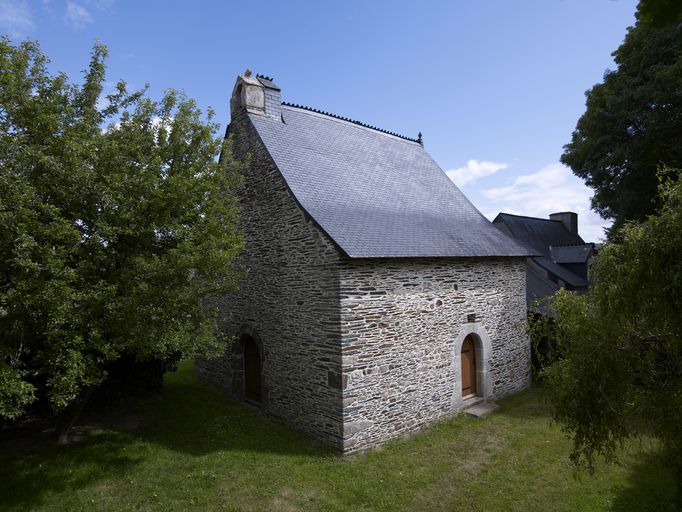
[244,68,252,77]
[417,132,423,146]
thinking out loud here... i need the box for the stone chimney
[230,69,281,120]
[550,211,578,235]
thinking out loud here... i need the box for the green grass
[0,361,676,512]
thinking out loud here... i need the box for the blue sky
[1,0,639,241]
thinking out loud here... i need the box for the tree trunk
[55,386,96,444]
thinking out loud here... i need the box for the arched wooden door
[243,336,262,404]
[461,335,477,397]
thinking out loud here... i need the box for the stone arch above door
[451,322,493,409]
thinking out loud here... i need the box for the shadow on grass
[494,385,678,510]
[0,428,143,511]
[0,360,330,510]
[610,451,678,512]
[493,384,554,421]
[124,360,331,459]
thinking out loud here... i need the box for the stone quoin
[196,70,535,452]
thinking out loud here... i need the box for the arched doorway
[243,334,262,404]
[453,325,492,407]
[461,334,477,398]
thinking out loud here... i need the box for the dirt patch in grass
[404,420,509,511]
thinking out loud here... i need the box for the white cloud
[86,0,114,9]
[446,159,508,187]
[64,1,92,29]
[0,0,34,36]
[482,163,611,242]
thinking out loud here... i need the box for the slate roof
[534,257,588,288]
[248,105,534,258]
[550,244,594,264]
[527,266,559,316]
[255,74,280,91]
[493,212,594,311]
[492,213,585,256]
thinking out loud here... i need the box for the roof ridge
[550,242,594,248]
[281,101,421,144]
[498,212,564,223]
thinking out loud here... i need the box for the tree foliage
[560,18,682,232]
[0,38,244,428]
[637,0,682,28]
[530,171,682,500]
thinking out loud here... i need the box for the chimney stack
[550,211,578,235]
[230,69,281,120]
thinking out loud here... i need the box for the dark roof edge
[550,242,595,248]
[255,74,280,90]
[281,101,421,144]
[495,212,565,223]
[345,254,533,260]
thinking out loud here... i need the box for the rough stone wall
[195,107,345,449]
[338,258,530,452]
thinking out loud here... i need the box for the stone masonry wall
[339,258,530,452]
[195,107,345,449]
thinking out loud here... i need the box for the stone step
[463,401,499,418]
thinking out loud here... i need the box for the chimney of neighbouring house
[230,69,282,120]
[550,211,578,235]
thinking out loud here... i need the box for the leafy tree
[637,0,682,28]
[0,38,244,440]
[530,171,682,504]
[560,18,682,233]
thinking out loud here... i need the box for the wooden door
[461,335,477,397]
[243,337,262,403]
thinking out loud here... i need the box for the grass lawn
[0,360,676,512]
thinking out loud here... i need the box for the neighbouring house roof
[550,243,594,264]
[527,266,559,316]
[492,213,585,256]
[533,257,588,288]
[492,212,595,312]
[247,104,534,258]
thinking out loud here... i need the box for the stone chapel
[197,71,533,452]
